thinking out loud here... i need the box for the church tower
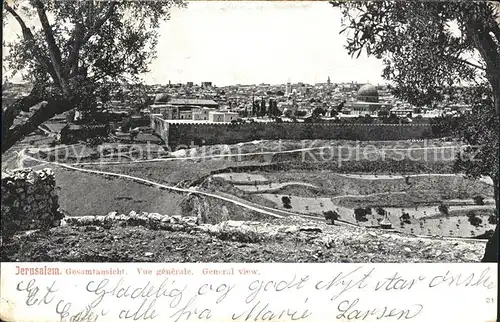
[285,79,291,97]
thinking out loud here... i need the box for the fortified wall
[1,168,63,238]
[151,115,437,147]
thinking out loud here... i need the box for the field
[42,165,187,217]
[5,137,497,241]
[203,169,495,238]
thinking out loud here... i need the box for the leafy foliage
[438,203,449,216]
[281,196,292,209]
[312,107,326,117]
[399,212,411,224]
[467,211,483,227]
[323,210,340,224]
[2,0,185,152]
[376,206,386,216]
[354,207,368,222]
[473,195,485,206]
[332,3,499,262]
[452,86,499,183]
[332,1,499,109]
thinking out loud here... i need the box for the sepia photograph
[1,0,499,265]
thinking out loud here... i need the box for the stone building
[344,84,392,117]
[150,94,219,120]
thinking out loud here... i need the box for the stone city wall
[1,168,63,238]
[151,114,170,143]
[165,122,437,147]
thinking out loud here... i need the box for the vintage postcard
[1,1,498,321]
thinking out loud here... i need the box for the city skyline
[146,1,385,86]
[3,1,386,87]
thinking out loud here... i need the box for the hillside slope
[1,214,486,263]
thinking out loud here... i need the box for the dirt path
[20,155,490,242]
[199,189,359,227]
[234,181,319,192]
[60,144,467,166]
[24,155,287,219]
[335,173,494,185]
[331,191,407,199]
[23,155,355,226]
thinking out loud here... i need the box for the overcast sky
[3,1,385,86]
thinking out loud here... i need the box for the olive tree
[2,0,185,153]
[332,1,499,261]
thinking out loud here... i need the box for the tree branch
[33,0,69,96]
[2,97,72,154]
[2,85,46,133]
[453,56,487,71]
[83,2,118,43]
[4,3,59,83]
[486,3,500,44]
[63,2,118,79]
[464,20,500,114]
[63,22,85,78]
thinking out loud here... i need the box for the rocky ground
[0,212,486,263]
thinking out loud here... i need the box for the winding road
[23,154,289,219]
[22,154,364,228]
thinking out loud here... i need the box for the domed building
[154,93,170,104]
[344,83,391,117]
[357,84,379,103]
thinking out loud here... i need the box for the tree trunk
[494,82,500,116]
[481,176,499,262]
[1,87,46,139]
[480,73,499,262]
[2,97,72,154]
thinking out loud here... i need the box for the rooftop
[153,95,219,106]
[169,98,219,106]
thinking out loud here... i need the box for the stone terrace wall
[1,168,62,238]
[167,123,436,147]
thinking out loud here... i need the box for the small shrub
[466,211,476,218]
[354,207,368,222]
[468,213,483,227]
[438,203,449,215]
[400,212,410,221]
[323,210,340,225]
[282,196,292,209]
[376,207,386,216]
[400,212,411,224]
[481,230,495,239]
[473,195,485,205]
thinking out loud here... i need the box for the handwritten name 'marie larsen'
[16,266,61,275]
